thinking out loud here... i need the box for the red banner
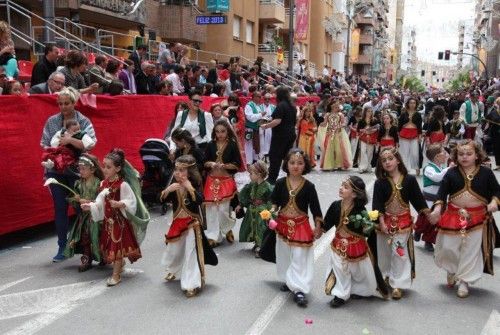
[0,95,317,235]
[295,0,309,41]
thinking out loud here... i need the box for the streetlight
[451,51,489,79]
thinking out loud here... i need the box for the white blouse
[89,181,137,222]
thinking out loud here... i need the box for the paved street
[1,170,499,335]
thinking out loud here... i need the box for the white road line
[480,310,500,335]
[1,280,107,335]
[245,179,375,335]
[0,277,32,293]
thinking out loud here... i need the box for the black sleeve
[372,179,386,213]
[407,175,429,213]
[357,120,366,131]
[391,126,399,143]
[323,201,340,232]
[191,190,203,205]
[415,113,423,134]
[227,141,242,172]
[308,183,323,225]
[486,168,500,203]
[204,142,216,165]
[273,103,284,120]
[271,178,284,207]
[436,169,452,206]
[30,62,46,86]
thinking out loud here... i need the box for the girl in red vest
[398,98,423,175]
[357,106,379,173]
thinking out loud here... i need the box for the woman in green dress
[237,161,273,257]
[64,154,104,271]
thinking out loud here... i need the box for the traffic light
[421,70,425,76]
[432,71,436,76]
[438,52,444,60]
[445,50,450,60]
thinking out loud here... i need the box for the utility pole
[288,0,295,77]
[42,0,55,44]
[344,0,352,76]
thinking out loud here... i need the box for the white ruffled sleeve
[119,182,137,217]
[89,185,106,221]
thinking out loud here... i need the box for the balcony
[354,14,376,26]
[259,0,286,24]
[158,4,206,43]
[359,34,373,45]
[351,54,372,65]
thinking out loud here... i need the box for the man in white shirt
[244,92,266,165]
[259,93,275,161]
[166,67,185,95]
[459,90,484,140]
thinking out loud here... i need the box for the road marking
[0,277,32,293]
[0,280,107,335]
[480,310,500,335]
[245,179,375,335]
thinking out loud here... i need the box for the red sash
[382,211,413,233]
[350,129,358,139]
[359,132,378,145]
[399,127,419,139]
[203,175,237,202]
[438,203,486,232]
[276,214,313,245]
[165,216,197,242]
[379,138,395,147]
[428,131,446,144]
[331,230,368,260]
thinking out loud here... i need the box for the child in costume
[161,155,218,297]
[82,148,150,286]
[324,176,389,307]
[446,110,465,146]
[64,154,104,272]
[378,112,398,149]
[268,148,323,307]
[296,104,318,167]
[204,119,242,247]
[237,161,273,257]
[414,144,451,252]
[429,140,500,298]
[372,147,430,300]
[320,100,352,171]
[398,97,423,176]
[348,107,362,168]
[357,106,379,173]
[41,119,96,172]
[425,106,448,145]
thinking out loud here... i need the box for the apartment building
[473,0,500,77]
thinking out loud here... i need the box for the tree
[446,69,472,92]
[398,75,426,93]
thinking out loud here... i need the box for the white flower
[43,178,58,187]
[101,188,110,197]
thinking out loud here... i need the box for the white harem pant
[205,200,235,243]
[377,231,412,289]
[276,237,314,294]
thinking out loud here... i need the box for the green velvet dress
[238,181,273,246]
[64,177,101,261]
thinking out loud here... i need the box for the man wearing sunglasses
[29,71,66,94]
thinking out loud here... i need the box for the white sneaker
[457,281,469,298]
[41,159,54,169]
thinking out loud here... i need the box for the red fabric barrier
[0,95,317,235]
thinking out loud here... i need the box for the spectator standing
[136,62,157,95]
[128,45,147,75]
[29,71,65,94]
[118,59,137,94]
[31,43,59,86]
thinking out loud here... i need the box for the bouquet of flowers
[260,209,278,230]
[348,210,379,235]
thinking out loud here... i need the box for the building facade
[473,0,500,77]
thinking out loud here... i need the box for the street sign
[207,0,230,13]
[196,15,228,25]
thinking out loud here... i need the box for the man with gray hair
[136,62,157,94]
[29,71,66,94]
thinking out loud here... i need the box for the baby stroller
[140,139,174,215]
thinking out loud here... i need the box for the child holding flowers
[160,155,218,298]
[372,147,430,300]
[81,149,150,286]
[323,176,388,307]
[237,161,273,258]
[261,148,323,307]
[64,154,104,272]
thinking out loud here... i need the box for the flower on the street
[260,209,272,220]
[368,210,379,221]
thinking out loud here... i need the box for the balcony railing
[259,0,286,23]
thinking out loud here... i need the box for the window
[233,16,241,39]
[246,21,254,43]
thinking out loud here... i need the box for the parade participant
[446,110,465,146]
[41,119,95,173]
[414,144,451,252]
[170,127,204,174]
[348,107,362,168]
[320,100,352,171]
[82,149,150,286]
[160,155,217,297]
[267,148,323,307]
[259,93,275,161]
[425,106,448,145]
[41,87,97,262]
[378,112,398,149]
[225,93,247,169]
[398,97,423,175]
[324,176,388,307]
[429,140,500,298]
[237,161,273,257]
[244,91,265,166]
[357,106,379,173]
[373,147,429,299]
[486,97,500,170]
[204,120,242,247]
[64,154,103,271]
[459,91,484,140]
[296,104,318,167]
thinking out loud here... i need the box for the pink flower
[268,219,278,230]
[396,245,405,257]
